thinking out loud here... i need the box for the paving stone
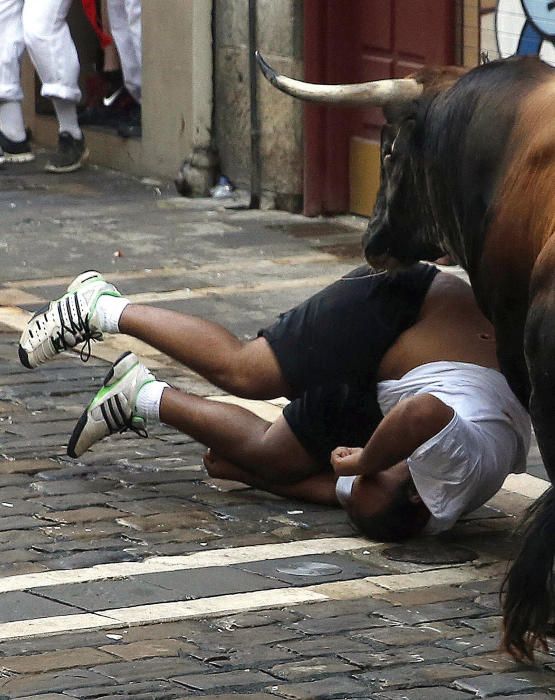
[453,670,555,696]
[64,680,187,698]
[0,458,60,474]
[190,624,302,652]
[376,689,472,700]
[206,644,298,668]
[341,645,460,669]
[454,651,522,673]
[0,647,114,674]
[289,597,392,619]
[38,577,187,611]
[91,656,207,683]
[353,625,447,648]
[267,676,371,699]
[356,662,481,690]
[267,657,358,681]
[0,514,51,530]
[0,591,81,623]
[98,638,198,661]
[172,669,277,691]
[289,613,389,635]
[236,553,387,585]
[116,510,217,531]
[14,695,70,700]
[181,696,275,700]
[44,548,142,569]
[139,566,288,598]
[40,521,125,540]
[378,600,490,625]
[30,479,117,496]
[438,632,502,655]
[0,669,111,697]
[278,635,376,657]
[0,547,44,564]
[41,506,127,524]
[0,561,48,577]
[214,609,301,629]
[376,585,473,607]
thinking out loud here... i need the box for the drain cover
[383,543,477,565]
[275,561,343,577]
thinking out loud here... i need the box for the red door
[304,0,456,216]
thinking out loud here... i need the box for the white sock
[51,98,82,139]
[94,295,130,334]
[135,381,169,423]
[0,101,26,142]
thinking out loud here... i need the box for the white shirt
[376,361,531,533]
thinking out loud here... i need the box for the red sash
[81,0,113,48]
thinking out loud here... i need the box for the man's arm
[332,393,454,477]
[204,451,339,506]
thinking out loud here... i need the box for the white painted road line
[502,472,550,499]
[0,537,369,594]
[0,562,506,642]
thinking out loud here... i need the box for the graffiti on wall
[481,0,555,64]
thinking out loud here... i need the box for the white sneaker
[18,271,120,369]
[68,351,154,458]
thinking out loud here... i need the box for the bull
[256,51,555,661]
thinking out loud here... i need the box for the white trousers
[107,0,141,103]
[0,0,81,103]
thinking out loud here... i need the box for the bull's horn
[255,51,423,106]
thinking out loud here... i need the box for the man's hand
[331,446,363,475]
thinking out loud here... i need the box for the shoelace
[52,295,102,362]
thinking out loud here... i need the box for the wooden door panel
[304,0,457,215]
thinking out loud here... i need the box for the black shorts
[259,263,439,465]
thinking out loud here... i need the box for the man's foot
[68,351,153,458]
[18,271,121,369]
[0,146,4,166]
[45,132,89,173]
[0,129,34,163]
[117,104,142,139]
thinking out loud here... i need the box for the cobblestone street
[0,156,554,698]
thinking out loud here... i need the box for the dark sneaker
[68,351,153,458]
[0,146,4,166]
[0,129,34,163]
[45,132,89,173]
[117,105,142,139]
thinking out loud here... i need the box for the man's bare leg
[159,386,319,483]
[119,305,290,400]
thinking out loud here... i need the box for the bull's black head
[363,107,445,270]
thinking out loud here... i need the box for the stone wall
[214,0,304,210]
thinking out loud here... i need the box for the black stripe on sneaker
[113,394,127,426]
[107,397,124,430]
[100,401,117,434]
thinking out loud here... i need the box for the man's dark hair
[349,478,425,542]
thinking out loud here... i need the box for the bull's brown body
[256,52,555,660]
[362,57,555,661]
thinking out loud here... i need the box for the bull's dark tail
[502,486,555,661]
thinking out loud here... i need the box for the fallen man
[18,264,530,540]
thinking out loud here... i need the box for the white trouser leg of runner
[107,0,142,103]
[0,0,25,103]
[22,0,81,103]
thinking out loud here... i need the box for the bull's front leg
[502,247,555,661]
[489,307,530,409]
